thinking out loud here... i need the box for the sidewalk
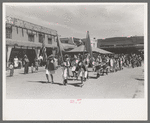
[6,66,46,77]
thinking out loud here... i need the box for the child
[9,62,14,77]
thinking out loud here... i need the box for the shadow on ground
[67,83,83,87]
[28,81,64,86]
[89,76,97,79]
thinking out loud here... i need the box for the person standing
[119,55,123,70]
[110,56,114,72]
[65,55,71,78]
[54,56,58,69]
[74,55,80,80]
[24,55,30,74]
[92,58,96,72]
[9,62,14,77]
[62,57,69,85]
[83,58,89,81]
[40,55,43,66]
[45,55,55,84]
[78,61,86,86]
[71,59,77,79]
[14,56,19,69]
[18,58,22,69]
[34,57,39,72]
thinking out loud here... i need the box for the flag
[85,31,93,57]
[41,40,47,63]
[56,35,64,62]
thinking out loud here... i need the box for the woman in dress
[14,56,19,69]
[24,55,30,74]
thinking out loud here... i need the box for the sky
[5,3,145,39]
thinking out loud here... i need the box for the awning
[6,39,42,48]
[66,45,86,52]
[134,44,144,48]
[6,39,57,48]
[92,47,113,54]
[138,49,144,52]
[66,45,113,54]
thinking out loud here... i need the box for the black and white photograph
[3,2,147,120]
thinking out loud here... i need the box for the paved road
[6,65,144,99]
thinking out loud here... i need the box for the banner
[85,31,93,57]
[41,40,47,63]
[56,35,64,62]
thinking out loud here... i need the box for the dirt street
[6,65,144,99]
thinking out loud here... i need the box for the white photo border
[3,2,148,120]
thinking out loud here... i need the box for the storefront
[6,39,42,67]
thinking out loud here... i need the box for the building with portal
[6,16,58,67]
[97,36,144,54]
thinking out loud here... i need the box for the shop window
[28,34,34,42]
[48,38,52,44]
[6,27,12,39]
[39,34,45,43]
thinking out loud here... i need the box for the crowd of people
[8,53,58,76]
[8,54,42,76]
[8,52,143,87]
[45,52,144,87]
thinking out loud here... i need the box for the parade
[5,4,145,99]
[8,46,144,88]
[3,3,147,121]
[7,27,144,88]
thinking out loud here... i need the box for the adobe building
[60,37,75,45]
[6,16,58,67]
[60,37,82,47]
[60,37,77,51]
[97,36,144,54]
